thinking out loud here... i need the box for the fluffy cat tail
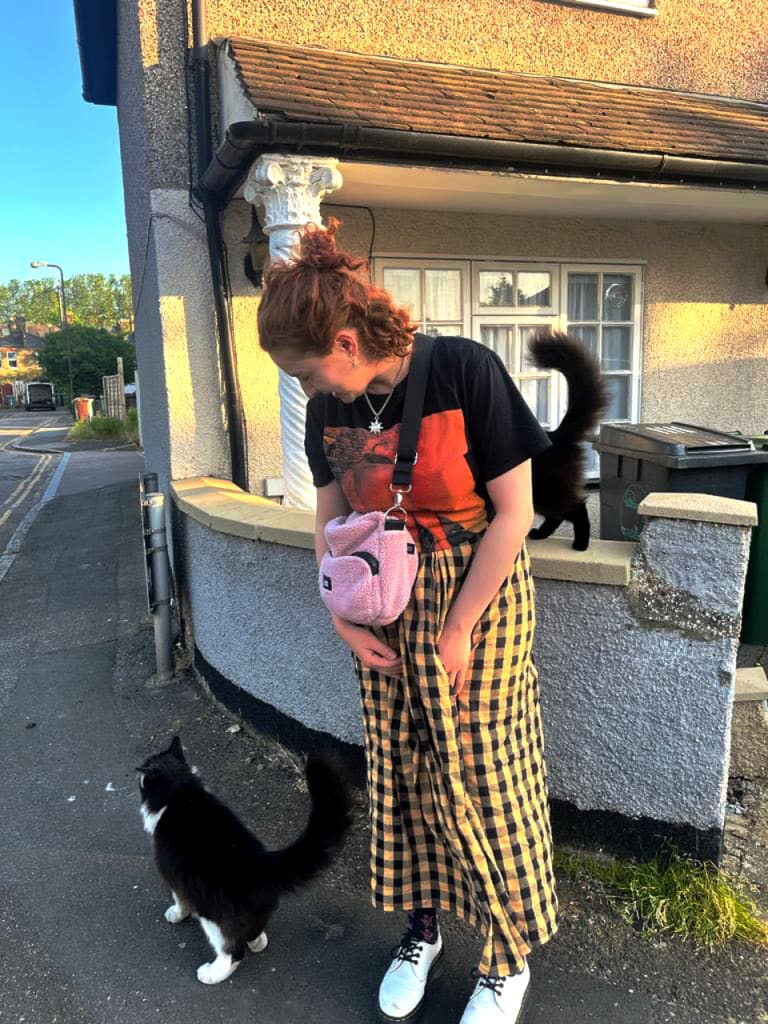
[528,330,609,442]
[267,753,352,892]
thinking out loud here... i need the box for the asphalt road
[0,412,65,553]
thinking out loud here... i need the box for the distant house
[0,318,50,404]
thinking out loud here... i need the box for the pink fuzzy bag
[319,510,418,626]
[316,334,432,628]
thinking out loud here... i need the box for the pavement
[0,469,766,1024]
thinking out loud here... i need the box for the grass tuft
[69,409,139,444]
[554,848,768,949]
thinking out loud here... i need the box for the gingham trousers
[356,539,558,976]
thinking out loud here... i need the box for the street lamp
[30,260,74,408]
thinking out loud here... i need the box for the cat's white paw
[196,957,239,985]
[164,904,188,924]
[247,931,268,953]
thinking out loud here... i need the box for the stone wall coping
[171,476,636,586]
[528,536,636,586]
[171,477,315,550]
[734,666,768,702]
[639,491,758,527]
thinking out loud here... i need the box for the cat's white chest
[141,802,167,835]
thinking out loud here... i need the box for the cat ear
[168,735,185,761]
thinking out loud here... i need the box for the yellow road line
[0,455,52,523]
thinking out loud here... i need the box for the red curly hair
[257,219,416,359]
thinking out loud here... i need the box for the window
[7,351,17,368]
[0,351,3,366]
[376,256,643,476]
[542,0,656,15]
[381,261,470,337]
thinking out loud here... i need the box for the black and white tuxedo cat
[138,736,351,984]
[528,330,609,551]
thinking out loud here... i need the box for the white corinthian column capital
[244,154,344,263]
[244,153,344,510]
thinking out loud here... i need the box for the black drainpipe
[191,0,248,490]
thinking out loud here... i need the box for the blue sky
[0,3,130,284]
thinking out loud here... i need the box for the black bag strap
[391,333,434,490]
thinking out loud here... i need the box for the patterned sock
[407,907,439,944]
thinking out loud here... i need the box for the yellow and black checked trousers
[356,539,558,976]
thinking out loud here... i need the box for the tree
[0,279,59,325]
[0,273,133,330]
[36,326,136,400]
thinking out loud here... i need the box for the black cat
[138,736,351,984]
[528,330,609,551]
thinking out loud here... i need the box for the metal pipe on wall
[190,0,248,490]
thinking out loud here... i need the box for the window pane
[517,272,551,307]
[604,375,631,419]
[603,274,633,322]
[425,269,462,321]
[423,323,463,337]
[479,324,514,367]
[519,325,549,371]
[568,273,599,321]
[568,323,598,357]
[520,377,550,426]
[383,269,421,319]
[478,271,515,308]
[602,326,632,371]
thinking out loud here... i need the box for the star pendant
[368,418,383,434]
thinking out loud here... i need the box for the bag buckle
[384,502,409,521]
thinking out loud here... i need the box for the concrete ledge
[735,666,768,702]
[172,476,637,586]
[171,476,315,549]
[639,492,758,528]
[529,536,636,586]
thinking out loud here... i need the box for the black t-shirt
[305,334,551,550]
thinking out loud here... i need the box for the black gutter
[191,0,248,490]
[72,0,117,106]
[201,119,768,205]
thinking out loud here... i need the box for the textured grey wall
[177,504,751,833]
[180,515,363,744]
[534,578,735,831]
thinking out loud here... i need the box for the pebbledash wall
[172,478,757,862]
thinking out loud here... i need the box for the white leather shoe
[459,961,531,1023]
[377,930,444,1023]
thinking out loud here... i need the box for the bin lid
[594,421,768,468]
[598,422,754,457]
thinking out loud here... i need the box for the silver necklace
[363,356,406,434]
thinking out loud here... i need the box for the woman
[258,220,558,1024]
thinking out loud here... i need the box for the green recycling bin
[741,434,768,644]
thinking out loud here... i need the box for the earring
[351,358,358,368]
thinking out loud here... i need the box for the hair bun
[297,218,366,274]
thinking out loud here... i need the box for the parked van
[24,381,57,412]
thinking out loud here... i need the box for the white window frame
[7,351,17,368]
[379,259,471,337]
[374,256,644,466]
[471,317,564,431]
[471,262,559,317]
[541,0,657,16]
[560,263,643,426]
